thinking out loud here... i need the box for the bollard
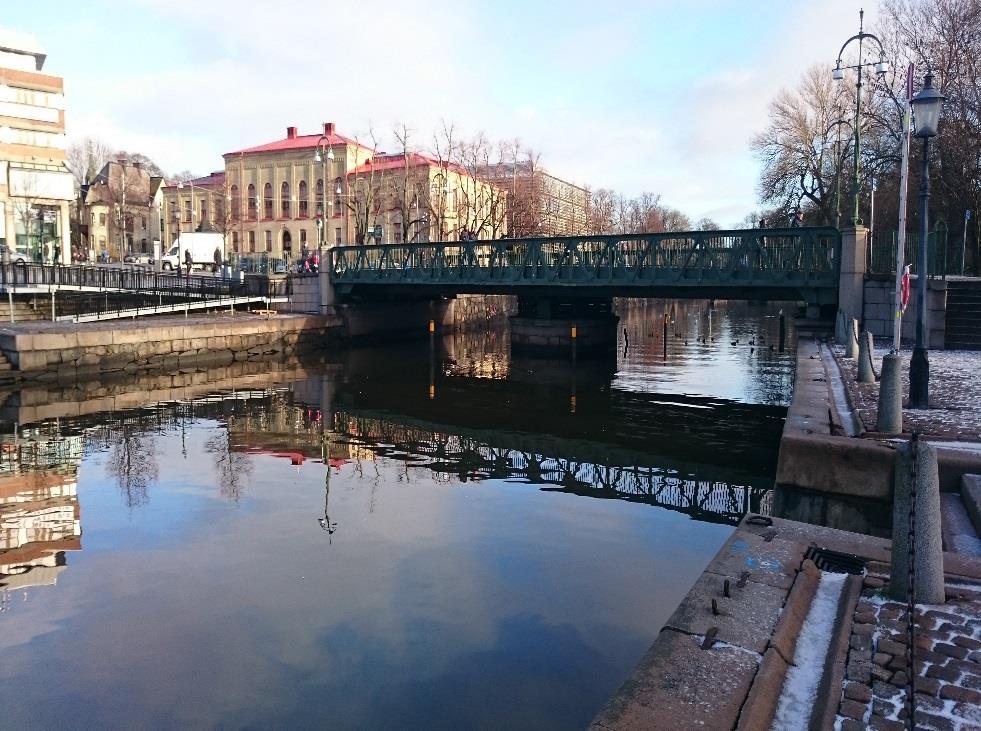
[890,439,945,604]
[857,330,875,383]
[846,318,859,359]
[877,353,904,433]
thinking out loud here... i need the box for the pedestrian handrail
[328,227,841,290]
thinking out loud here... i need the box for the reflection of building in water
[225,391,350,465]
[0,426,83,602]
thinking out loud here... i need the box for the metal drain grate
[804,546,867,575]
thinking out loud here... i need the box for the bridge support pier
[837,225,868,326]
[509,297,619,356]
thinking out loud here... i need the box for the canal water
[0,300,795,729]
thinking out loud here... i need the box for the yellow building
[162,122,506,262]
[0,28,73,264]
[479,162,589,237]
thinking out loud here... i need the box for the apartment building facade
[0,28,73,264]
[480,162,589,237]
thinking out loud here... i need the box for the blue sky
[6,0,877,225]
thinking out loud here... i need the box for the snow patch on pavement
[772,571,848,731]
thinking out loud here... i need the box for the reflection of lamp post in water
[319,431,337,540]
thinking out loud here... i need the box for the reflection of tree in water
[204,429,253,502]
[104,423,159,509]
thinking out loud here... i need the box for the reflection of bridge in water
[332,409,771,526]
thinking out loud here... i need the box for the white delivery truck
[160,232,226,271]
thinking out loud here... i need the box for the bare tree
[105,423,158,509]
[344,129,381,244]
[65,137,114,192]
[204,430,253,502]
[389,124,432,243]
[696,217,721,231]
[751,64,853,224]
[453,133,508,239]
[428,121,458,240]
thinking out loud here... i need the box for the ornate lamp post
[313,136,335,248]
[908,70,945,409]
[832,9,889,226]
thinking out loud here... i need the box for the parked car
[123,254,154,265]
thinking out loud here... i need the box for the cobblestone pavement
[836,574,981,730]
[833,345,981,442]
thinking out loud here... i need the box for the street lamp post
[908,70,946,409]
[313,136,335,249]
[832,9,889,226]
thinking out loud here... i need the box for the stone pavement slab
[663,569,786,654]
[589,627,760,731]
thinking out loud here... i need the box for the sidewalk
[833,346,981,443]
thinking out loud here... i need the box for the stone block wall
[862,276,946,349]
[271,275,322,315]
[0,313,343,378]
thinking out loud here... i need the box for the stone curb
[812,573,863,731]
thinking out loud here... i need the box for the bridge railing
[0,262,294,299]
[329,228,840,289]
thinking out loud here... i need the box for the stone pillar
[857,330,875,383]
[846,318,859,359]
[319,270,334,311]
[876,353,903,433]
[890,439,945,604]
[837,226,867,324]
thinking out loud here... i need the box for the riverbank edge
[775,336,981,497]
[588,513,981,730]
[0,312,344,382]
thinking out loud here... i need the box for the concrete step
[940,493,981,557]
[961,475,981,534]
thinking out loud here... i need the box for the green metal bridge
[329,227,841,304]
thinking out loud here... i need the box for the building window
[141,215,147,230]
[200,200,208,223]
[232,231,239,253]
[231,185,240,220]
[248,231,256,253]
[394,228,403,243]
[316,179,324,216]
[215,198,224,224]
[247,184,256,219]
[335,227,342,245]
[264,230,272,252]
[263,183,273,219]
[99,213,106,226]
[281,181,290,218]
[298,181,308,217]
[184,199,192,223]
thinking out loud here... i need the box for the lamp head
[874,57,889,76]
[911,70,945,138]
[326,148,335,161]
[832,62,844,81]
[314,151,322,163]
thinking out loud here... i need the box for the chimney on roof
[132,161,142,170]
[323,122,336,136]
[286,126,298,139]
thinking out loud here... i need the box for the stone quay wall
[862,275,946,349]
[0,313,342,379]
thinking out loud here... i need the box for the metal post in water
[50,290,55,321]
[778,311,786,352]
[8,291,13,324]
[662,313,668,360]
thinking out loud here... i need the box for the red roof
[347,152,467,177]
[224,122,370,157]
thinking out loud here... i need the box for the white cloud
[56,0,882,224]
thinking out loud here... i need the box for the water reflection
[0,299,798,728]
[0,425,83,606]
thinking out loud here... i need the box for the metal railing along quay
[0,262,296,323]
